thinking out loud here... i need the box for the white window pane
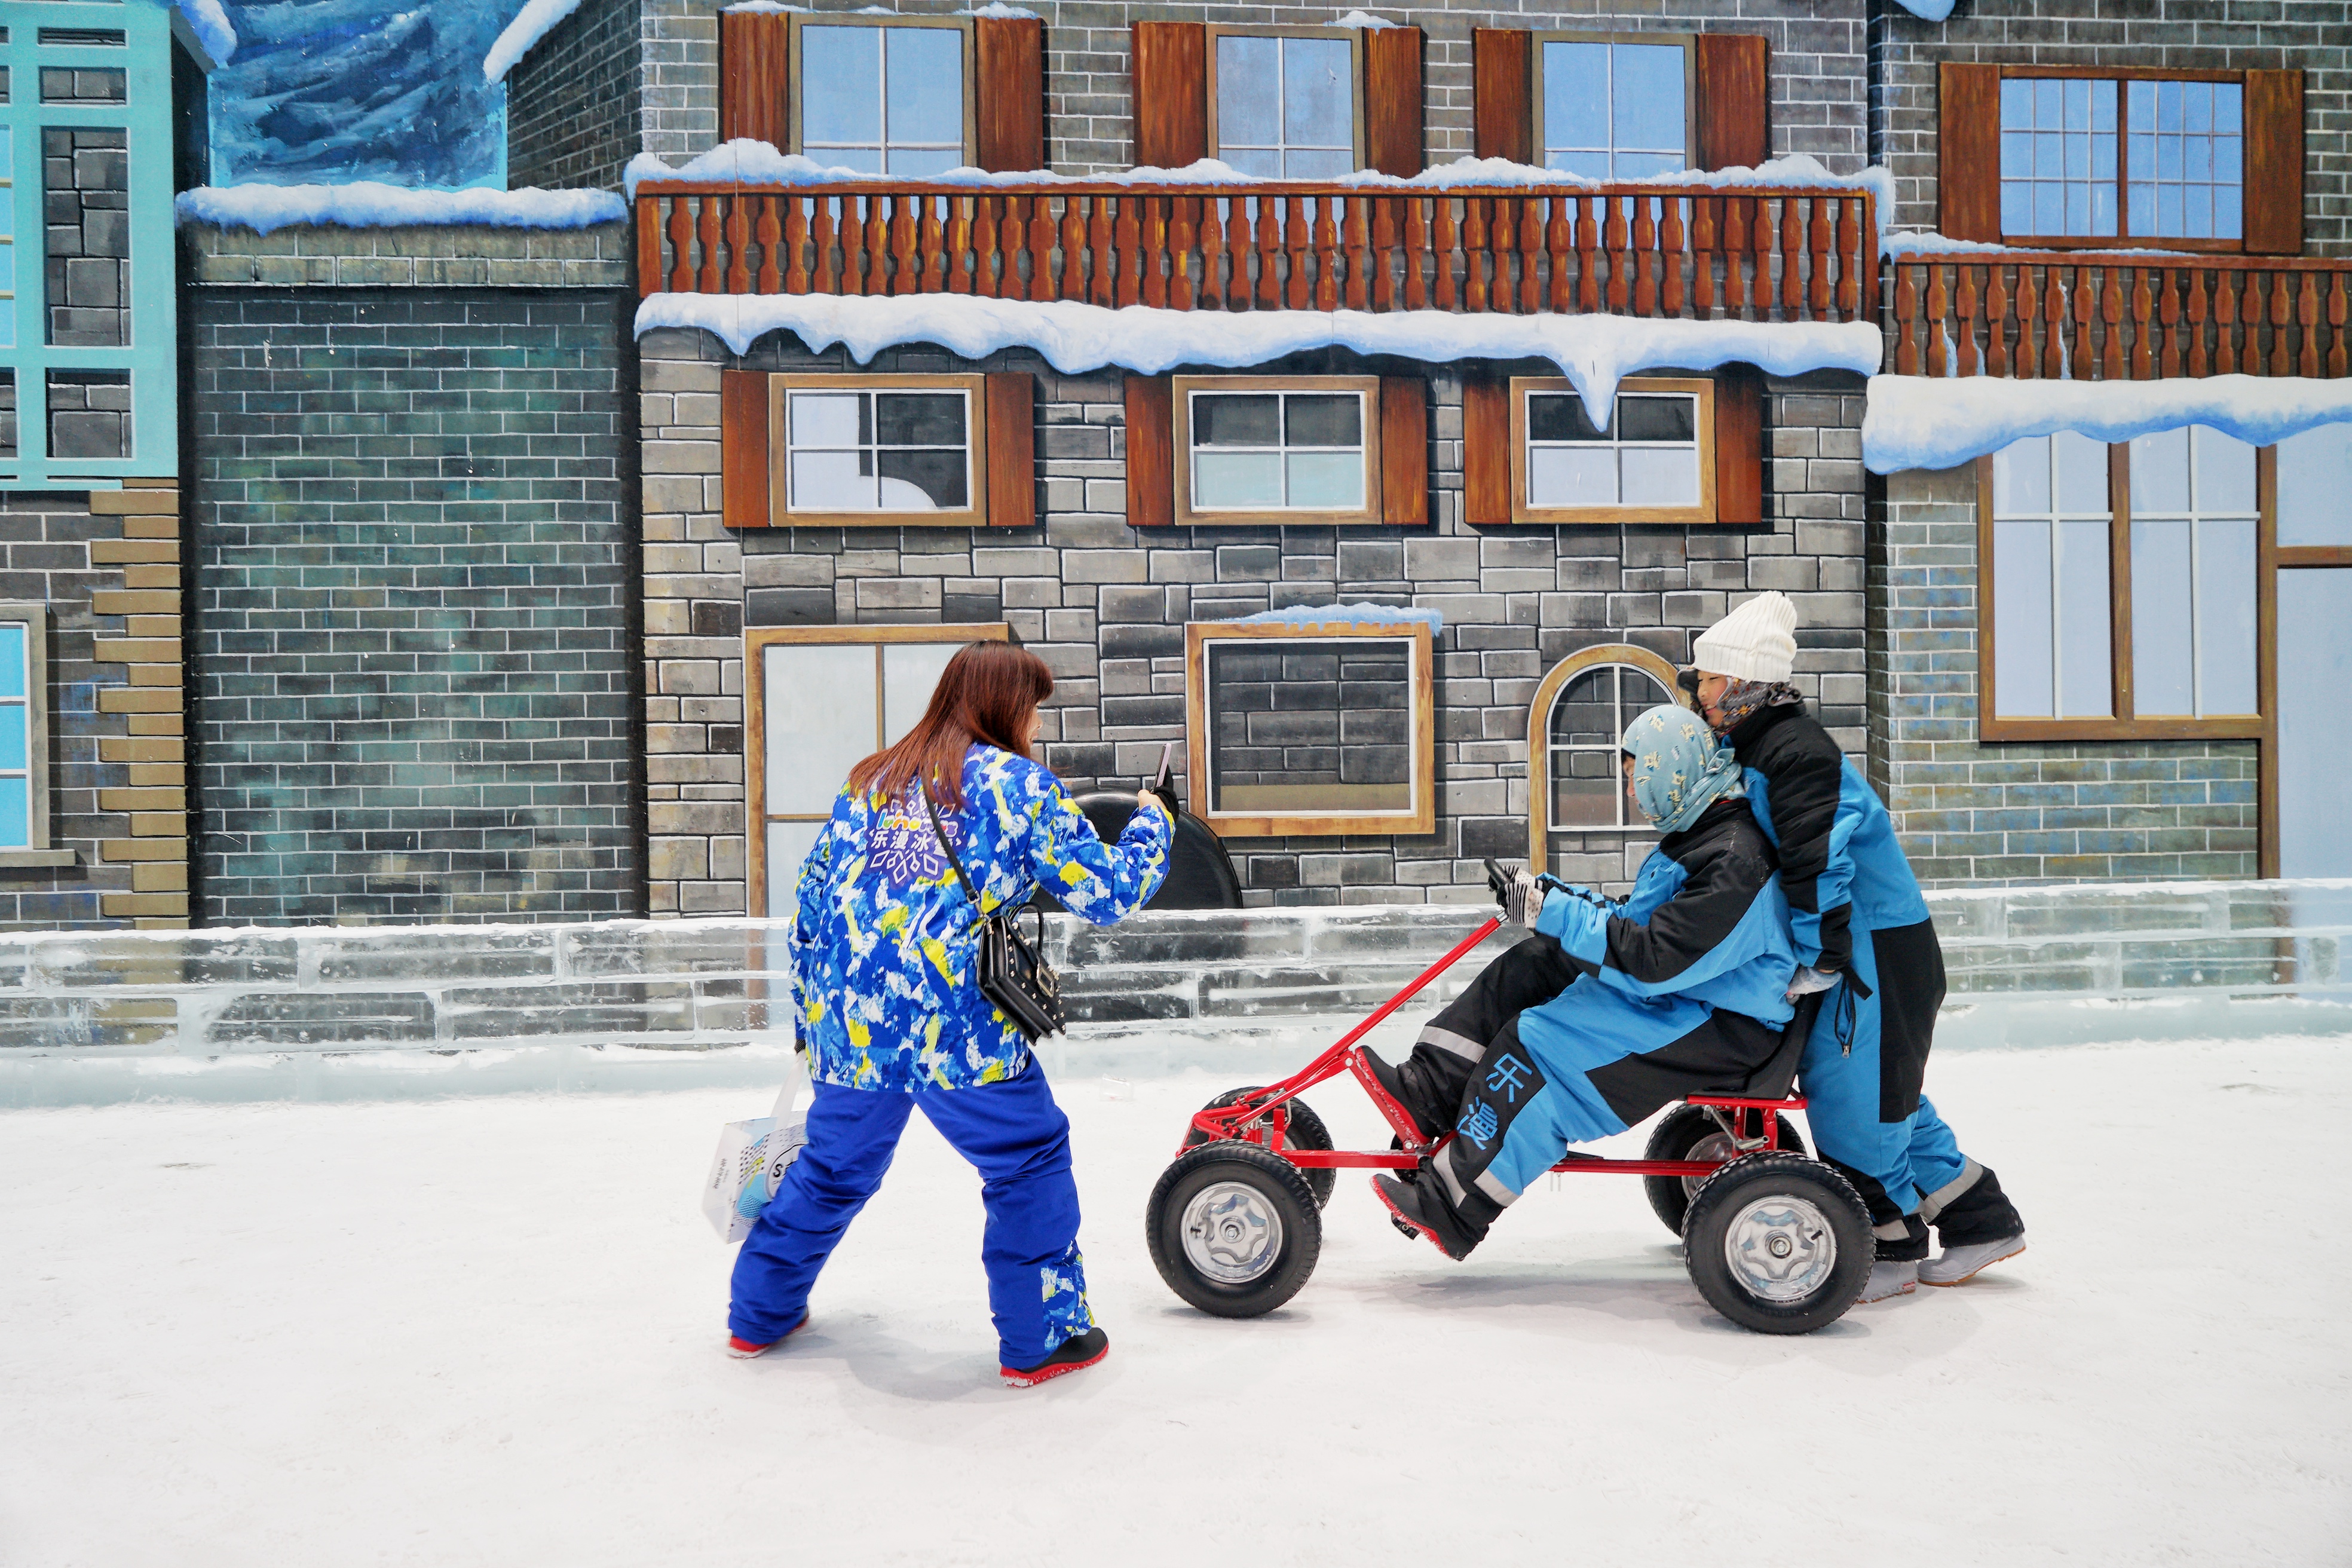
[1612,45,1686,161]
[1993,436,2051,516]
[1992,519,2055,718]
[2277,569,2352,877]
[789,393,862,447]
[2277,423,2352,548]
[2130,519,2195,715]
[1216,35,1279,149]
[791,451,873,510]
[800,27,883,147]
[2055,519,2114,718]
[1194,450,1283,507]
[767,820,826,918]
[1550,149,1611,179]
[1544,42,1609,151]
[1619,446,1699,506]
[2129,428,2191,513]
[875,475,944,510]
[1285,451,1364,509]
[1529,446,1618,507]
[2196,516,2258,714]
[765,644,878,815]
[1283,38,1353,151]
[1284,147,1353,178]
[2054,430,2109,513]
[885,28,963,149]
[2191,425,2256,514]
[887,148,962,178]
[881,641,962,746]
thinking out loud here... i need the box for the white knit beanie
[1692,592,1799,683]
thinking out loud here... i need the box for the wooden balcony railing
[1888,252,2352,379]
[633,181,1879,321]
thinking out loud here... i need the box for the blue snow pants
[727,1067,1093,1369]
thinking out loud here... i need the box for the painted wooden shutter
[1125,376,1175,528]
[2242,69,2305,256]
[976,16,1046,173]
[1379,378,1428,526]
[1713,366,1765,527]
[1471,30,1532,164]
[1693,33,1768,172]
[985,374,1035,528]
[1132,23,1207,169]
[719,9,791,146]
[1938,63,2002,242]
[1363,26,1425,178]
[1462,376,1511,526]
[721,370,772,529]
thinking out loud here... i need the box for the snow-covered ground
[2,1034,2344,1566]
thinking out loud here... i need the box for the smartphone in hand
[1144,742,1178,814]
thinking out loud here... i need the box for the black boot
[1361,1048,1446,1142]
[1000,1325,1110,1388]
[1370,1167,1486,1261]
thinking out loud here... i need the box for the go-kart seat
[1728,987,1830,1102]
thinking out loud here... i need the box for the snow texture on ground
[636,293,1883,429]
[1865,373,2352,474]
[176,183,629,234]
[173,0,237,63]
[2,1035,2344,1566]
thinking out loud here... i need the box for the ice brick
[1943,941,2117,994]
[204,993,436,1048]
[2002,888,2222,939]
[441,981,697,1039]
[2118,936,2299,991]
[0,995,177,1050]
[35,934,299,990]
[564,924,788,979]
[310,929,554,985]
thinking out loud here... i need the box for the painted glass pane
[0,623,23,699]
[2195,516,2258,715]
[2055,519,2114,718]
[2131,518,2195,716]
[2277,571,2352,877]
[2277,424,2352,549]
[0,778,26,848]
[0,706,23,773]
[763,643,879,816]
[2129,427,2191,514]
[885,28,964,151]
[767,820,825,917]
[801,27,884,149]
[1282,38,1352,154]
[1992,519,2055,718]
[881,641,961,746]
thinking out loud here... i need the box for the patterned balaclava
[1621,703,1745,835]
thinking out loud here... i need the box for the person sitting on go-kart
[1365,703,1799,1261]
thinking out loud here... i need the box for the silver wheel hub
[1181,1180,1284,1285]
[1680,1131,1738,1200]
[1722,1195,1838,1302]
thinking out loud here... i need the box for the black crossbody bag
[923,790,1066,1041]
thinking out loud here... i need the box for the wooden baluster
[868,195,892,295]
[1836,197,1861,319]
[2329,272,2349,379]
[2185,265,2208,376]
[1575,195,1600,314]
[2155,264,2180,377]
[1603,195,1630,311]
[1228,196,1255,311]
[1512,197,1538,314]
[1492,195,1519,313]
[997,196,1024,299]
[1192,197,1220,311]
[666,198,694,292]
[1807,195,1831,318]
[1894,264,1918,375]
[1115,195,1143,308]
[1433,197,1458,311]
[2099,264,2122,379]
[1632,196,1656,316]
[1925,265,1948,376]
[1955,262,1980,376]
[1253,196,1279,310]
[1546,195,1572,314]
[1661,197,1686,317]
[1983,262,2010,376]
[1722,196,1747,318]
[1753,198,1775,315]
[1402,198,1426,311]
[1777,196,1800,317]
[2298,271,2321,378]
[1460,197,1488,312]
[697,196,723,293]
[2013,263,2039,379]
[2064,265,2088,379]
[925,195,951,293]
[811,198,837,295]
[1313,195,1340,312]
[1053,196,1080,302]
[2270,270,2293,375]
[756,197,785,295]
[1085,195,1111,307]
[2214,267,2238,375]
[1368,198,1395,312]
[892,195,920,296]
[972,197,999,299]
[1343,197,1369,313]
[939,196,967,295]
[783,198,810,295]
[2044,264,2069,379]
[833,196,863,295]
[1161,196,1187,311]
[2131,266,2156,378]
[1689,195,1716,318]
[1031,195,1059,302]
[1279,195,1306,311]
[724,195,752,293]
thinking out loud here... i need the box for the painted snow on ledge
[1236,602,1444,634]
[1863,375,2352,474]
[175,0,237,63]
[177,183,629,235]
[484,0,582,84]
[636,293,1882,428]
[1886,0,1957,19]
[625,142,1894,213]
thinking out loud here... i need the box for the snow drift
[177,183,629,235]
[1864,375,2352,473]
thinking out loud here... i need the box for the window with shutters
[768,373,990,526]
[1996,74,2246,243]
[1979,425,2270,741]
[1173,376,1382,526]
[790,15,972,175]
[1535,34,1693,177]
[1507,377,1717,525]
[1206,27,1361,177]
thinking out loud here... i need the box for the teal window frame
[1,1,182,489]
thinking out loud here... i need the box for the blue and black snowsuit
[1724,700,2023,1258]
[728,742,1171,1366]
[1395,797,1799,1241]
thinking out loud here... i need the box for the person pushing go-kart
[1367,703,1799,1260]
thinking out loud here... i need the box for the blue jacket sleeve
[1004,771,1172,923]
[1536,851,1777,1003]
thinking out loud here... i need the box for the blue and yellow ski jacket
[791,743,1171,1091]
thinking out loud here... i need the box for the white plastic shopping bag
[701,1050,810,1244]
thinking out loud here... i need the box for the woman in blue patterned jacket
[727,641,1172,1387]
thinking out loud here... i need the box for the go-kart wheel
[1640,1104,1808,1235]
[1182,1088,1336,1208]
[1680,1152,1871,1335]
[1146,1141,1322,1319]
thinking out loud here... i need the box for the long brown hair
[847,640,1055,809]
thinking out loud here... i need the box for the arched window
[1524,644,1685,870]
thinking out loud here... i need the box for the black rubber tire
[1641,1105,1809,1235]
[1181,1088,1336,1208]
[1680,1152,1872,1335]
[1146,1141,1324,1319]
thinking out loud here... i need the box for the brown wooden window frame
[1524,642,1686,868]
[784,13,979,173]
[1202,24,1367,177]
[1528,31,1699,179]
[1172,373,1385,527]
[1989,65,2266,256]
[1506,375,1718,526]
[1976,437,2276,745]
[1184,617,1437,839]
[767,372,991,529]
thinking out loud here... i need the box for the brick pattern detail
[188,290,644,924]
[0,491,183,928]
[1869,0,2351,253]
[179,222,636,290]
[1867,464,2256,886]
[640,326,1867,911]
[507,0,645,192]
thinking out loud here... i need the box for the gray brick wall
[641,324,1867,913]
[509,0,645,192]
[189,289,646,924]
[1866,464,2258,886]
[1869,0,2351,252]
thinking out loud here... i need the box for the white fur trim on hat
[1692,592,1798,683]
